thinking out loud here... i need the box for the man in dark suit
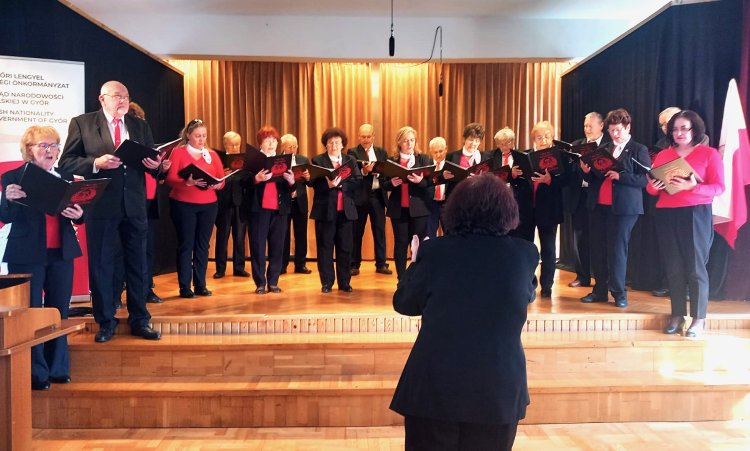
[563,112,607,288]
[214,131,250,279]
[310,128,361,292]
[280,134,312,274]
[59,80,161,343]
[347,124,391,275]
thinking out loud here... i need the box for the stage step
[67,330,750,378]
[32,370,750,428]
[75,312,750,335]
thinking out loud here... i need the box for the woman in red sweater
[165,119,225,298]
[647,110,725,337]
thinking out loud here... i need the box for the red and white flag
[713,79,750,248]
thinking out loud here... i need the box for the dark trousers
[589,205,638,299]
[527,222,557,291]
[391,209,428,279]
[404,415,517,451]
[146,215,158,288]
[283,200,309,270]
[656,205,713,319]
[352,192,387,268]
[426,200,445,239]
[86,215,150,330]
[169,199,218,291]
[112,209,158,301]
[315,212,353,288]
[10,250,72,383]
[572,190,591,284]
[248,209,288,288]
[214,204,247,274]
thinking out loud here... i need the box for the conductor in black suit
[391,173,539,451]
[580,109,650,308]
[59,80,161,343]
[347,124,392,275]
[280,134,312,274]
[1,125,85,390]
[309,127,361,292]
[563,112,607,288]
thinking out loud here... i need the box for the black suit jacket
[0,166,83,265]
[216,150,247,209]
[309,152,361,221]
[485,148,534,226]
[390,234,539,424]
[290,154,310,214]
[383,153,434,219]
[443,149,490,198]
[561,136,609,214]
[583,139,650,215]
[59,110,155,220]
[347,145,389,206]
[244,163,294,216]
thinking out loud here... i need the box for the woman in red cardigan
[164,119,225,298]
[647,110,725,337]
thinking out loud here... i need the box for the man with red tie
[60,80,162,343]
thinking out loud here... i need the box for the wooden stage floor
[117,261,749,319]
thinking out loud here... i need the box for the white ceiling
[64,0,679,61]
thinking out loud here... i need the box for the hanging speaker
[389,35,395,57]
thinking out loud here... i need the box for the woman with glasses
[309,127,361,293]
[579,109,650,309]
[164,119,225,298]
[1,126,84,390]
[647,110,724,337]
[526,121,569,298]
[384,126,434,279]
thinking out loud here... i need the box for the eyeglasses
[102,94,130,102]
[672,127,692,134]
[29,142,61,151]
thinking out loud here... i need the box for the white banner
[0,55,85,162]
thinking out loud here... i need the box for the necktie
[333,160,344,211]
[113,118,121,149]
[435,184,442,201]
[503,153,510,166]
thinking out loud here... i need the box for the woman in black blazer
[580,109,650,308]
[244,126,296,294]
[391,173,539,451]
[383,126,434,279]
[309,127,361,293]
[1,125,84,391]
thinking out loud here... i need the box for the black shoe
[652,288,670,297]
[233,270,250,277]
[295,266,312,274]
[131,325,161,340]
[580,293,608,303]
[375,266,393,275]
[321,286,332,293]
[146,290,162,303]
[49,375,71,384]
[268,285,282,293]
[195,287,212,296]
[32,380,50,391]
[350,268,360,276]
[664,316,685,334]
[339,285,353,292]
[179,288,196,298]
[685,319,704,338]
[615,298,628,308]
[95,328,114,343]
[114,299,122,309]
[213,272,225,279]
[255,287,267,295]
[568,279,590,288]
